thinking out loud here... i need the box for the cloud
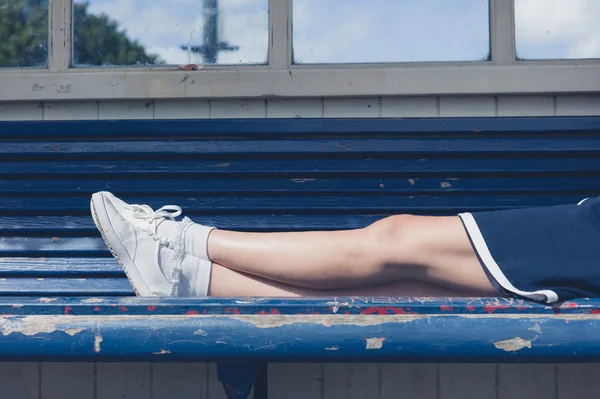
[515,0,600,59]
[76,0,600,66]
[78,0,267,65]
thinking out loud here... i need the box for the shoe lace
[124,204,182,246]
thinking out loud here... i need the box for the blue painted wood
[1,117,600,386]
[2,158,600,176]
[2,138,600,158]
[0,116,599,138]
[1,310,600,362]
[0,258,123,276]
[3,177,600,194]
[0,278,133,296]
[0,195,593,216]
[0,297,596,316]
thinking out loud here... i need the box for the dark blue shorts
[459,197,600,303]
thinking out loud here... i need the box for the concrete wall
[1,94,600,399]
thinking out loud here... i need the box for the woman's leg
[188,215,498,296]
[208,263,472,297]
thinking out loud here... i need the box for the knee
[363,215,420,264]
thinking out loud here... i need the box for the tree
[0,0,163,68]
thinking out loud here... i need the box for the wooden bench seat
[2,116,600,399]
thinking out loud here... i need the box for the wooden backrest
[1,117,599,297]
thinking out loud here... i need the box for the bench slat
[2,138,600,158]
[2,158,600,177]
[3,177,600,195]
[0,297,594,315]
[0,278,133,296]
[0,195,591,216]
[0,237,108,257]
[0,258,122,276]
[1,117,598,138]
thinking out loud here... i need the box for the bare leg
[195,215,497,296]
[208,263,472,298]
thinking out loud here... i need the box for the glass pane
[0,0,48,68]
[292,0,490,64]
[73,0,268,67]
[515,0,600,60]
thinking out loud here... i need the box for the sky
[73,0,600,66]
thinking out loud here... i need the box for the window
[515,0,600,60]
[72,0,268,67]
[1,0,600,100]
[292,0,490,64]
[0,0,48,68]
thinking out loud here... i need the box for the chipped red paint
[440,305,454,311]
[466,305,476,311]
[186,310,199,315]
[224,308,241,315]
[565,303,578,309]
[516,306,529,310]
[344,311,351,315]
[269,308,281,315]
[148,306,157,311]
[64,306,72,315]
[119,306,128,312]
[590,309,600,314]
[483,304,509,314]
[360,306,413,315]
[93,306,101,312]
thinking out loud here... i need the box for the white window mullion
[490,0,516,65]
[48,0,71,72]
[268,0,291,69]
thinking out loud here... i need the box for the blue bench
[1,117,600,399]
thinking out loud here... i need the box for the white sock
[178,253,212,297]
[183,222,216,261]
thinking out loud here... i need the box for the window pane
[0,0,48,68]
[515,0,600,60]
[73,0,268,67]
[292,0,490,64]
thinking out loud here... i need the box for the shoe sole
[90,193,151,297]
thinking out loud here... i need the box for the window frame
[1,0,599,102]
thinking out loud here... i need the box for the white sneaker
[90,191,211,296]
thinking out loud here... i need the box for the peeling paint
[36,298,58,303]
[194,329,208,336]
[290,178,315,183]
[528,324,542,333]
[231,314,424,329]
[153,349,171,355]
[325,346,339,351]
[408,179,416,185]
[94,335,103,353]
[82,298,104,304]
[493,337,532,352]
[440,182,452,189]
[65,328,85,336]
[365,337,385,349]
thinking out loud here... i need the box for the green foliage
[0,0,47,67]
[0,0,163,68]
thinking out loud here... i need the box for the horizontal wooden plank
[1,117,599,138]
[2,312,600,362]
[1,138,600,159]
[0,258,123,277]
[0,215,387,235]
[0,237,109,257]
[0,278,133,296]
[0,296,596,316]
[2,158,599,178]
[0,195,592,216]
[3,177,600,195]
